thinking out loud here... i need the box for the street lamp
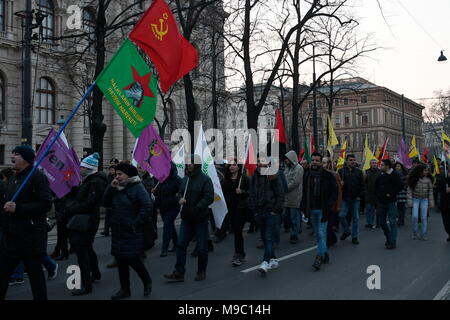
[438,50,447,62]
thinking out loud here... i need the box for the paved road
[5,209,450,300]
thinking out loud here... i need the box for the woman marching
[222,159,250,267]
[102,163,153,300]
[394,162,408,227]
[407,164,435,240]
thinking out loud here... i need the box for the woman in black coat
[102,163,153,300]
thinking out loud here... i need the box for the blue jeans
[175,220,208,274]
[161,209,179,252]
[366,203,376,225]
[412,198,428,236]
[9,256,56,280]
[310,210,328,257]
[339,198,360,238]
[285,207,301,237]
[255,212,278,262]
[10,263,25,280]
[377,203,398,244]
[271,214,281,245]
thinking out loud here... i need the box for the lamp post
[438,50,447,62]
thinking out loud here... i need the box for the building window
[362,114,368,126]
[239,119,244,128]
[36,77,55,124]
[0,144,4,165]
[317,100,323,109]
[0,72,4,121]
[344,114,350,127]
[318,117,323,129]
[309,118,313,128]
[343,97,349,105]
[38,0,55,42]
[0,0,5,31]
[83,113,90,135]
[335,115,341,128]
[308,101,313,110]
[334,98,340,106]
[83,8,96,52]
[232,120,236,128]
[361,95,368,104]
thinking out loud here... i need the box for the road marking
[433,280,450,300]
[241,245,318,273]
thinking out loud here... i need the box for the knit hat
[115,162,139,177]
[81,152,100,170]
[12,145,36,165]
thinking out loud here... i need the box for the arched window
[36,77,55,124]
[83,8,96,51]
[0,0,5,31]
[38,0,54,41]
[0,72,5,121]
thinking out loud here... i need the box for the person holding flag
[436,161,450,242]
[164,154,214,282]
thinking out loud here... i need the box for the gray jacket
[283,150,304,208]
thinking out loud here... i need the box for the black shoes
[195,272,206,281]
[144,282,152,297]
[164,271,185,282]
[160,251,168,258]
[289,235,299,244]
[340,232,351,241]
[208,240,214,252]
[111,289,131,300]
[312,256,322,271]
[71,285,93,296]
[352,238,359,245]
[386,243,396,250]
[323,252,330,264]
[55,254,69,261]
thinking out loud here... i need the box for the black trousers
[54,222,69,256]
[442,207,450,237]
[231,208,247,255]
[0,246,47,300]
[327,212,338,247]
[117,257,151,291]
[104,209,112,235]
[73,244,100,287]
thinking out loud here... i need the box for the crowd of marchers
[0,145,449,300]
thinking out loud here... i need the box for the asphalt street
[4,209,450,300]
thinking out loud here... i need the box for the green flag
[304,137,311,164]
[96,39,157,138]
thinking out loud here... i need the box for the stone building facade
[0,0,226,168]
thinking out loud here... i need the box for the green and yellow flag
[96,39,158,138]
[442,130,450,159]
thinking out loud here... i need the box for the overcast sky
[355,0,450,107]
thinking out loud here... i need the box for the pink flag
[36,128,81,198]
[397,138,412,169]
[133,124,171,182]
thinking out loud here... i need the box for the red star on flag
[123,66,155,108]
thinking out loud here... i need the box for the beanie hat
[81,152,100,170]
[115,162,139,177]
[12,145,36,165]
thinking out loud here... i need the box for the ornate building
[0,0,227,167]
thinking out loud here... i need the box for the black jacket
[338,166,365,199]
[0,180,6,214]
[0,166,52,257]
[66,172,108,245]
[102,179,152,258]
[437,175,450,210]
[301,168,338,222]
[178,165,214,224]
[155,163,181,214]
[248,170,285,215]
[374,170,403,204]
[222,174,250,211]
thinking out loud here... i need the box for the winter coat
[0,180,6,209]
[283,151,304,208]
[364,167,380,205]
[66,172,108,246]
[375,169,403,204]
[437,175,450,210]
[248,169,285,215]
[301,168,338,222]
[155,163,181,214]
[178,165,214,224]
[102,177,152,258]
[222,174,250,211]
[396,171,407,203]
[407,176,435,208]
[338,166,365,199]
[331,171,343,213]
[0,166,52,257]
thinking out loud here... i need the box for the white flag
[194,126,228,229]
[172,143,185,178]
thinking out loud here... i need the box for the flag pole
[238,135,251,190]
[178,177,190,215]
[11,82,97,202]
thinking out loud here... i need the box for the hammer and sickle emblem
[151,13,169,41]
[144,140,163,169]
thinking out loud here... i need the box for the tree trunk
[211,32,218,129]
[91,0,107,170]
[183,73,196,149]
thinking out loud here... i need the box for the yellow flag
[327,115,339,147]
[363,135,378,170]
[336,140,347,170]
[409,135,418,158]
[442,130,450,159]
[433,156,440,176]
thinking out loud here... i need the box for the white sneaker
[268,259,279,270]
[258,261,269,275]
